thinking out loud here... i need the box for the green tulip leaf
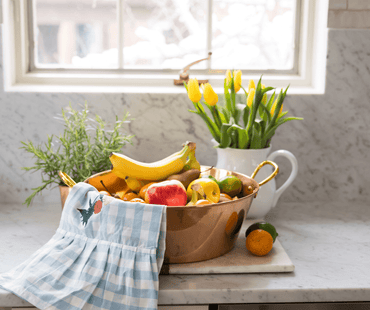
[219,124,232,148]
[266,92,276,112]
[254,119,266,137]
[242,105,250,128]
[227,124,249,149]
[221,106,231,123]
[250,127,262,149]
[261,86,274,95]
[277,111,289,121]
[259,103,271,124]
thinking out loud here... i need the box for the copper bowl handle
[58,171,76,188]
[251,160,279,186]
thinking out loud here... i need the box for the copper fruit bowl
[163,161,278,264]
[59,161,278,264]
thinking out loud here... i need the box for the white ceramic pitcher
[212,140,298,219]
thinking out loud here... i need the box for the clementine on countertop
[246,229,273,256]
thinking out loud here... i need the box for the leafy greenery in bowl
[185,72,303,149]
[21,103,134,206]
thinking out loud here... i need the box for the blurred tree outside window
[33,0,298,71]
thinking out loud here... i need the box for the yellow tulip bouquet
[184,71,303,149]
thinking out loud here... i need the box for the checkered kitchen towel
[0,182,167,310]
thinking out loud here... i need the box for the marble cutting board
[160,221,295,275]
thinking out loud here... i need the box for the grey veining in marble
[1,29,370,206]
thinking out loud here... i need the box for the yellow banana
[110,141,197,181]
[157,141,194,162]
[125,177,151,192]
[124,148,186,191]
[182,150,200,172]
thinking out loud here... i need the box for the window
[2,0,329,93]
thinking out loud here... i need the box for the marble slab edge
[160,239,295,275]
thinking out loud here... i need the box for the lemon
[187,178,220,203]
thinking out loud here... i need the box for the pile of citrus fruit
[245,222,278,256]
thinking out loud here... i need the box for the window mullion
[27,0,36,72]
[293,0,303,75]
[117,0,124,69]
[206,0,212,70]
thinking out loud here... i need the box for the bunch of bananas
[100,141,198,200]
[109,141,196,180]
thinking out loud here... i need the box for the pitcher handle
[251,160,279,186]
[267,150,298,207]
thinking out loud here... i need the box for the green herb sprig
[20,103,134,207]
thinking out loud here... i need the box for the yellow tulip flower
[247,88,255,108]
[233,70,242,92]
[270,99,283,117]
[187,78,202,103]
[248,79,256,93]
[225,69,232,85]
[201,83,218,106]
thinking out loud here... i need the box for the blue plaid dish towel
[0,182,167,310]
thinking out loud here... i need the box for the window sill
[4,73,326,95]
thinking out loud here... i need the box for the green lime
[218,175,242,197]
[245,222,278,243]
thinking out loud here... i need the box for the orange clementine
[122,192,140,201]
[130,198,145,203]
[246,229,273,256]
[87,170,129,193]
[139,182,157,200]
[114,189,132,199]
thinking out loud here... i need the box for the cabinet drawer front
[159,306,208,310]
[219,303,370,310]
[8,308,38,309]
[9,305,208,310]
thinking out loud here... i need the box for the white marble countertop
[1,200,369,307]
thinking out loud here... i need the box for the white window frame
[2,0,328,94]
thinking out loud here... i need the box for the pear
[166,169,201,189]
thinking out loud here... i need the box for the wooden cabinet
[218,303,370,310]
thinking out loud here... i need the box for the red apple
[145,180,187,206]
